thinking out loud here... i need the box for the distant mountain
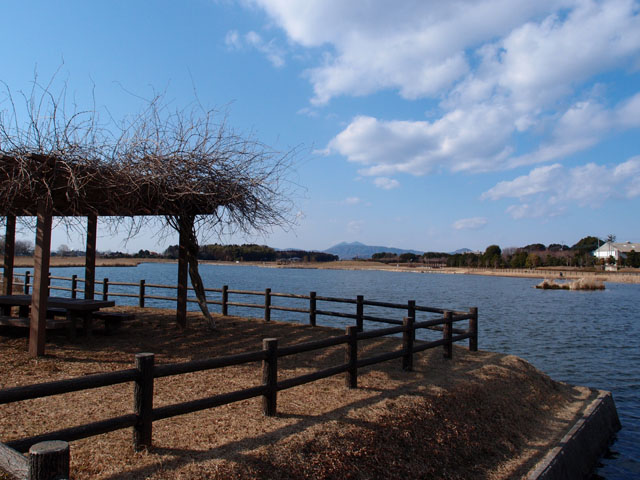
[450,248,473,255]
[325,241,423,260]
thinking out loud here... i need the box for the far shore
[8,256,640,284]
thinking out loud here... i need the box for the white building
[593,241,640,261]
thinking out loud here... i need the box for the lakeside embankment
[10,256,640,284]
[0,308,620,479]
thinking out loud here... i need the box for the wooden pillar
[84,214,97,300]
[176,217,188,328]
[29,203,52,357]
[3,215,16,295]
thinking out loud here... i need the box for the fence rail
[9,271,471,331]
[0,307,475,479]
[1,270,478,479]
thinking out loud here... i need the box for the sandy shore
[0,307,601,479]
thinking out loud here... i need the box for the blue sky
[1,0,639,254]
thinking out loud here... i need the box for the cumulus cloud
[483,156,640,217]
[245,0,640,177]
[373,177,400,190]
[452,217,488,230]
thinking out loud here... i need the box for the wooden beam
[2,215,15,295]
[176,217,188,328]
[29,203,53,357]
[85,214,97,300]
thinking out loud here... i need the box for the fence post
[356,295,364,332]
[345,326,358,388]
[28,440,70,480]
[408,300,416,343]
[309,291,316,326]
[47,272,51,297]
[402,316,414,371]
[222,285,228,316]
[139,280,146,308]
[469,307,478,352]
[134,352,155,451]
[24,271,30,295]
[262,338,278,416]
[264,288,271,322]
[443,311,453,359]
[102,278,109,301]
[71,275,77,299]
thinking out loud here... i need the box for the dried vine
[0,79,295,325]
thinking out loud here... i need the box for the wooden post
[264,288,271,322]
[262,338,278,416]
[102,278,109,301]
[402,316,414,371]
[3,215,15,296]
[408,300,416,343]
[356,295,364,332]
[84,214,97,300]
[24,271,30,295]
[221,285,228,316]
[134,353,155,451]
[71,275,77,299]
[28,441,69,480]
[47,273,51,297]
[345,326,358,388]
[176,218,188,328]
[309,291,316,326]
[29,203,52,357]
[443,311,453,359]
[139,280,146,308]
[469,307,478,352]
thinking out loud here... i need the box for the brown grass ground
[0,308,595,479]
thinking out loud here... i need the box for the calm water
[18,263,640,478]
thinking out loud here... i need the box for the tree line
[371,236,640,268]
[163,244,338,263]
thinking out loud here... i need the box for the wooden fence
[0,305,476,479]
[13,271,474,330]
[1,271,477,479]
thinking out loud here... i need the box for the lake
[17,262,640,479]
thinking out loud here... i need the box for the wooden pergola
[0,153,240,357]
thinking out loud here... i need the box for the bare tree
[1,77,296,328]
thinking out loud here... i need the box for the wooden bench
[91,312,136,334]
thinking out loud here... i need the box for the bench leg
[66,311,77,340]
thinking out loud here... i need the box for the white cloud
[373,177,400,190]
[225,29,285,67]
[248,0,640,177]
[452,217,488,230]
[483,156,640,218]
[343,196,361,205]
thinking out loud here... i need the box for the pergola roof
[0,153,249,217]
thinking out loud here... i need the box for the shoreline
[9,256,640,284]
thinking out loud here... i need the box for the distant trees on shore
[163,243,338,263]
[371,236,639,269]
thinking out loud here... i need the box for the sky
[1,0,639,254]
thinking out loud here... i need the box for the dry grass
[0,308,595,479]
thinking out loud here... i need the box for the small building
[593,241,640,262]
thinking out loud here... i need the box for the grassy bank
[0,308,597,479]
